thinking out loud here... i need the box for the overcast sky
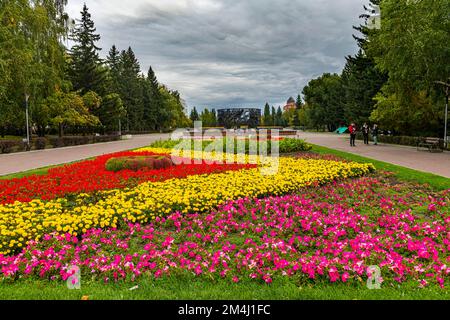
[66,0,367,111]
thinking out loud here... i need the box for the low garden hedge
[149,138,313,154]
[105,155,175,172]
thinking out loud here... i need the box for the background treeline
[0,2,190,138]
[295,0,449,137]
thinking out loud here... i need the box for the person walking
[349,123,357,147]
[362,123,370,145]
[372,124,379,145]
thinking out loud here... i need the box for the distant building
[283,97,296,112]
[218,108,261,129]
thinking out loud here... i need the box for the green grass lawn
[0,135,23,141]
[0,276,447,300]
[311,145,450,191]
[0,165,58,180]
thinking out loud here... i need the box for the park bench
[417,137,444,153]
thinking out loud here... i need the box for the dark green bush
[93,135,121,143]
[356,134,421,147]
[279,138,312,153]
[150,138,312,154]
[0,140,19,154]
[105,155,175,172]
[34,137,47,150]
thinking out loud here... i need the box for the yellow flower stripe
[0,153,375,255]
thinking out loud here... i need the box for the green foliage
[279,138,312,153]
[105,156,174,172]
[69,4,105,94]
[302,73,344,132]
[98,93,126,131]
[0,140,20,154]
[159,86,191,130]
[190,107,200,122]
[262,103,272,126]
[0,0,69,135]
[34,137,47,150]
[367,0,449,136]
[43,90,100,137]
[275,107,285,127]
[200,108,218,127]
[341,50,387,125]
[150,138,312,154]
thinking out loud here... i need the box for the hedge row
[356,133,449,150]
[355,133,420,147]
[0,135,121,154]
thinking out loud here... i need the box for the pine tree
[119,47,144,131]
[69,4,105,94]
[296,95,303,109]
[211,109,217,127]
[342,0,387,125]
[190,107,200,122]
[106,45,121,93]
[147,66,167,131]
[263,103,271,126]
[271,106,276,126]
[276,106,284,127]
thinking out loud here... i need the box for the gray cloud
[66,0,367,110]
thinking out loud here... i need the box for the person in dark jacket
[372,124,379,145]
[362,123,370,145]
[349,123,357,147]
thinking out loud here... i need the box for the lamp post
[25,93,30,150]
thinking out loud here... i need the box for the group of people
[348,123,379,147]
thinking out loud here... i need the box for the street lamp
[25,93,31,151]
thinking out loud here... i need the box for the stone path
[0,134,169,176]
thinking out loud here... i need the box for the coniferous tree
[69,4,105,94]
[263,103,271,126]
[341,0,386,125]
[296,95,303,109]
[271,106,276,126]
[190,107,200,122]
[276,106,284,127]
[147,66,168,131]
[106,45,121,93]
[211,109,217,127]
[342,50,386,125]
[119,47,144,131]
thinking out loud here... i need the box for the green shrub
[150,138,312,154]
[279,138,312,153]
[34,138,47,150]
[105,156,175,172]
[0,140,19,154]
[93,135,121,143]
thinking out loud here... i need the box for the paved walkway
[298,132,450,178]
[0,134,169,176]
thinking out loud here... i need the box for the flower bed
[0,155,374,255]
[1,177,447,288]
[0,151,254,204]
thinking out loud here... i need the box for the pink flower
[342,272,350,283]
